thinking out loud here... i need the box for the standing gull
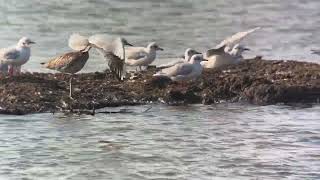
[0,37,35,75]
[154,54,207,81]
[202,44,250,69]
[157,48,201,69]
[41,35,96,98]
[125,42,163,71]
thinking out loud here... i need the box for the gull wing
[89,34,126,80]
[125,47,148,60]
[206,45,226,57]
[162,63,193,77]
[44,51,85,71]
[215,27,261,49]
[68,33,90,51]
[157,59,185,69]
[0,47,20,62]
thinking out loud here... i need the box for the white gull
[0,37,35,75]
[125,42,163,70]
[154,54,206,81]
[157,48,201,69]
[201,44,250,69]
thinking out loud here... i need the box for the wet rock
[0,59,319,114]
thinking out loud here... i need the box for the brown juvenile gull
[41,45,92,98]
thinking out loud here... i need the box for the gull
[201,44,250,69]
[154,54,207,81]
[0,37,35,75]
[215,27,261,52]
[69,33,133,80]
[125,42,163,71]
[157,48,201,69]
[41,35,96,98]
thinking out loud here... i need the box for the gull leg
[139,66,142,71]
[69,76,73,98]
[16,66,21,75]
[8,65,14,76]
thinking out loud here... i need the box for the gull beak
[157,47,164,51]
[202,59,209,61]
[194,50,202,54]
[243,48,250,51]
[29,41,36,44]
[126,42,133,46]
[179,55,185,59]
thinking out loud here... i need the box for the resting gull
[125,42,163,71]
[154,54,207,81]
[202,44,250,69]
[157,48,201,69]
[0,37,35,75]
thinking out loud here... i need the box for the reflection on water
[0,104,319,179]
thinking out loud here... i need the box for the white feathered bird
[215,27,261,52]
[201,27,260,69]
[202,44,250,69]
[157,48,201,69]
[125,42,163,70]
[0,37,35,75]
[154,54,207,81]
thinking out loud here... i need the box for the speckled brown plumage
[44,50,89,74]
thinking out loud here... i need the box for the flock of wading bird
[3,26,312,98]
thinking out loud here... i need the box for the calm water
[0,0,319,179]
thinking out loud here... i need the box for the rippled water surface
[0,1,319,179]
[0,104,319,179]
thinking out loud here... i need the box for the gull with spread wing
[69,33,133,80]
[202,44,250,69]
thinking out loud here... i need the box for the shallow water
[0,104,319,179]
[0,1,319,179]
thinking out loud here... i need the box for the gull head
[18,37,35,47]
[120,37,133,46]
[231,44,250,56]
[190,54,206,64]
[147,42,163,51]
[184,48,202,61]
